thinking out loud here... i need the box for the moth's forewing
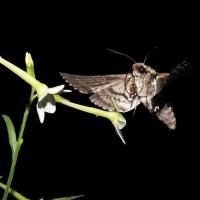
[60,72,139,112]
[60,73,128,93]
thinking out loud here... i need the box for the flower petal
[115,113,126,130]
[44,95,56,113]
[38,90,48,102]
[48,85,65,94]
[113,124,126,145]
[112,113,126,144]
[36,102,45,123]
[63,89,72,93]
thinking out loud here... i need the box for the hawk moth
[60,50,190,130]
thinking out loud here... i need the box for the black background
[0,2,199,200]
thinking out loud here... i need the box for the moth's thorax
[132,63,158,97]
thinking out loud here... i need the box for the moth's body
[60,62,176,129]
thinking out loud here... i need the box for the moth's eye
[138,66,146,73]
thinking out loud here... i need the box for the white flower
[0,55,72,123]
[36,84,65,123]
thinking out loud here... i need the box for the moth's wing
[89,80,140,112]
[60,73,139,112]
[167,61,193,85]
[155,104,176,129]
[141,93,176,129]
[60,73,128,94]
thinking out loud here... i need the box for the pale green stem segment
[0,182,30,200]
[2,98,34,200]
[1,56,36,200]
[2,139,23,200]
[0,57,41,90]
[55,95,120,124]
[25,53,36,97]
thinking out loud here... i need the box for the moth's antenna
[143,46,158,64]
[107,49,136,63]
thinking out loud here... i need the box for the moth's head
[132,63,170,96]
[132,63,157,77]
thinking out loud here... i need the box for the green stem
[2,98,33,200]
[0,57,42,91]
[55,95,119,123]
[2,139,23,200]
[0,182,30,200]
[18,102,31,140]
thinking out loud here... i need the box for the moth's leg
[145,97,154,112]
[131,96,139,117]
[110,97,120,112]
[151,93,166,113]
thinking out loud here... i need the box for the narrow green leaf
[51,195,85,200]
[2,115,17,160]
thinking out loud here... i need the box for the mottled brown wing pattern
[90,83,139,112]
[60,73,129,93]
[60,73,139,112]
